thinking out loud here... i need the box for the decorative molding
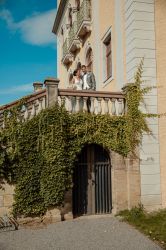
[52,0,69,34]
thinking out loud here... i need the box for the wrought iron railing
[68,21,78,49]
[77,0,91,32]
[0,215,18,231]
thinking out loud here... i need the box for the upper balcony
[77,0,92,39]
[68,21,81,54]
[62,38,73,65]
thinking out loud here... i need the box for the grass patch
[117,204,166,249]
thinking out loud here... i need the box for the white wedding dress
[74,77,83,90]
[72,77,83,111]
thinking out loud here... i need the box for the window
[104,35,112,80]
[75,0,80,11]
[86,48,93,72]
[77,62,82,70]
[68,7,73,27]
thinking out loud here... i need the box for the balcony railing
[62,38,73,65]
[68,21,81,53]
[58,89,125,115]
[0,89,46,128]
[77,0,91,38]
[0,79,126,129]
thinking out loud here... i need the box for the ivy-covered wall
[0,62,150,217]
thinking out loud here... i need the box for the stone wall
[111,151,141,213]
[0,152,141,218]
[0,182,14,216]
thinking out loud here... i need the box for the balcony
[59,89,125,115]
[0,79,126,129]
[77,0,92,38]
[68,21,81,54]
[62,38,73,65]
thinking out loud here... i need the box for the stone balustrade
[0,89,46,128]
[59,89,125,115]
[0,78,126,128]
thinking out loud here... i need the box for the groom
[81,65,96,112]
[81,65,96,91]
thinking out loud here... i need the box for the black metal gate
[73,144,112,216]
[72,147,88,216]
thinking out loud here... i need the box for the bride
[72,68,83,90]
[72,68,83,111]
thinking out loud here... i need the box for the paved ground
[0,215,162,250]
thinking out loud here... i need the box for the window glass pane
[104,34,112,80]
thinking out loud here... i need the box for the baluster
[118,99,124,115]
[61,96,66,107]
[83,97,88,112]
[67,96,73,113]
[97,98,102,114]
[42,97,46,109]
[104,98,109,114]
[7,111,11,119]
[124,100,127,114]
[38,99,43,113]
[35,100,40,115]
[30,103,36,119]
[75,97,80,113]
[24,106,29,121]
[90,97,95,113]
[2,121,5,129]
[111,98,116,115]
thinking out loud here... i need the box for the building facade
[53,0,166,212]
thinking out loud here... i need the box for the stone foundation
[0,182,15,216]
[0,151,142,220]
[111,152,141,214]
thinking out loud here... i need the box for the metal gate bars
[73,144,112,216]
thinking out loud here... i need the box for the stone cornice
[52,0,69,35]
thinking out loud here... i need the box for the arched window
[68,70,73,85]
[86,48,93,72]
[75,0,80,11]
[77,62,81,70]
[68,7,73,27]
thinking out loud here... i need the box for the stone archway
[72,144,112,217]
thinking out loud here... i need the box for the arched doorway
[85,48,93,72]
[73,144,112,217]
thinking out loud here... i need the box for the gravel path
[0,215,161,250]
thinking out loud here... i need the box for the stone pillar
[111,151,128,213]
[44,78,59,107]
[33,82,43,92]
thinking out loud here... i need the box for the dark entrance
[73,144,112,217]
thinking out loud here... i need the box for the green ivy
[0,61,151,217]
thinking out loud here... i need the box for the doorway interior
[73,144,112,217]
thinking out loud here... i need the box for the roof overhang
[52,0,69,35]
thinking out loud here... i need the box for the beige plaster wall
[57,0,125,92]
[98,0,116,91]
[155,0,166,208]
